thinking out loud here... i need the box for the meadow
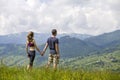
[0,65,120,80]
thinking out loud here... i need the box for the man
[42,29,60,70]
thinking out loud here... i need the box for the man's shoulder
[48,37,52,39]
[54,37,59,40]
[48,37,58,39]
[56,37,59,40]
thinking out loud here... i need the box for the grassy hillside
[61,50,120,71]
[0,43,120,70]
[0,66,120,80]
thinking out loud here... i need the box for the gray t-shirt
[47,37,59,54]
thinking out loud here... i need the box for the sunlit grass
[0,65,120,80]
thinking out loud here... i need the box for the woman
[26,31,41,70]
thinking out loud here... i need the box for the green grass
[0,66,120,80]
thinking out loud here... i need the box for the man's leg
[53,63,57,70]
[53,55,59,70]
[46,62,51,69]
[46,54,53,69]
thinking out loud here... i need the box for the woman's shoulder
[32,39,36,43]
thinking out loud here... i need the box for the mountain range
[0,30,120,70]
[59,30,120,57]
[85,30,120,47]
[0,32,91,44]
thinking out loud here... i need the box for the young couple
[26,29,60,70]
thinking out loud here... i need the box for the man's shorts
[48,54,59,64]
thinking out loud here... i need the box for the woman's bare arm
[42,43,48,54]
[26,41,29,54]
[34,40,41,53]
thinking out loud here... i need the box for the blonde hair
[27,31,34,42]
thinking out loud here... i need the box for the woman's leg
[27,64,32,70]
[27,51,35,70]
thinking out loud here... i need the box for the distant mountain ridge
[85,30,120,47]
[59,36,98,57]
[0,32,91,44]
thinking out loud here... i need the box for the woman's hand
[27,53,30,57]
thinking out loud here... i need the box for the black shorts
[28,51,35,66]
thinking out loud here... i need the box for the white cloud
[0,0,119,35]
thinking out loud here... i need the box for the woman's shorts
[29,51,35,66]
[48,54,59,64]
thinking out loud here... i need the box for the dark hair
[52,29,57,35]
[27,31,34,42]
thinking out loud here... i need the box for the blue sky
[0,0,120,35]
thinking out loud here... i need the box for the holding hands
[40,51,45,56]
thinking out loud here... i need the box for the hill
[85,30,120,47]
[61,49,120,71]
[59,36,98,57]
[84,30,120,55]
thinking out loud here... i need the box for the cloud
[0,0,119,35]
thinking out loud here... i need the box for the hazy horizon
[0,29,120,36]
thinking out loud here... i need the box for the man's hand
[41,51,45,56]
[56,54,60,59]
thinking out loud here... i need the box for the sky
[0,0,120,35]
